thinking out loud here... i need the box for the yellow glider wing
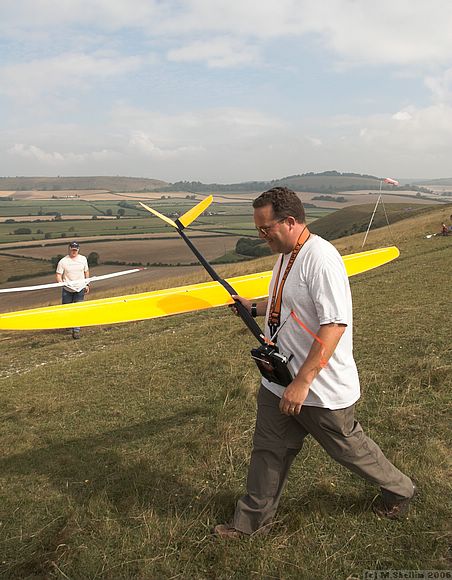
[0,246,399,331]
[342,245,399,276]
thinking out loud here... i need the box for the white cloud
[392,111,413,121]
[316,103,452,176]
[8,143,120,164]
[306,136,322,148]
[111,105,284,144]
[9,144,65,163]
[304,0,452,68]
[425,68,452,104]
[1,1,452,179]
[167,37,259,68]
[0,0,164,33]
[2,1,452,69]
[0,52,143,100]
[128,131,205,159]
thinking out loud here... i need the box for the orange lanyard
[268,226,310,337]
[290,311,328,368]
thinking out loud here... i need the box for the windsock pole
[362,181,382,248]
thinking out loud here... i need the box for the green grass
[0,210,451,578]
[0,255,53,284]
[310,202,440,240]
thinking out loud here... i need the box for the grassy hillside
[1,171,408,195]
[0,176,167,192]
[0,208,451,578]
[310,202,440,240]
[416,177,452,186]
[272,173,381,191]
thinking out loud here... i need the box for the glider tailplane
[139,202,178,228]
[140,195,213,231]
[178,195,213,229]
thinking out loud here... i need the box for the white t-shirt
[262,235,360,409]
[56,254,89,292]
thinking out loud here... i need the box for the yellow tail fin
[140,195,213,229]
[178,195,213,228]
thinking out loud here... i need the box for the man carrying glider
[56,241,90,339]
[214,187,416,538]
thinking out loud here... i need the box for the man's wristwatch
[251,303,258,318]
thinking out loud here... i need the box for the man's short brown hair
[253,186,305,223]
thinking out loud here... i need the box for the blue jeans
[62,288,85,332]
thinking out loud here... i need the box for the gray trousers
[233,385,413,535]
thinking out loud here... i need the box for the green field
[0,218,171,243]
[0,208,450,578]
[0,255,53,284]
[0,199,333,244]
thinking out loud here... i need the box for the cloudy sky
[1,0,452,182]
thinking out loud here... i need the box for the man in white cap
[56,241,90,339]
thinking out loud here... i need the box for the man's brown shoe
[212,524,245,539]
[373,483,417,520]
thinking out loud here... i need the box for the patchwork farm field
[1,188,441,207]
[3,236,244,265]
[0,196,333,244]
[0,198,256,244]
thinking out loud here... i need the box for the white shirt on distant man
[56,254,89,292]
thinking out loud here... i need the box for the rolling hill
[309,202,440,240]
[0,175,168,192]
[1,170,435,195]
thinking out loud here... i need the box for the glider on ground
[0,196,400,331]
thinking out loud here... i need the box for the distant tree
[44,232,52,239]
[87,251,100,266]
[50,254,64,267]
[117,208,126,217]
[5,218,15,223]
[36,229,43,234]
[236,237,271,257]
[91,215,98,220]
[106,208,113,216]
[14,227,31,234]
